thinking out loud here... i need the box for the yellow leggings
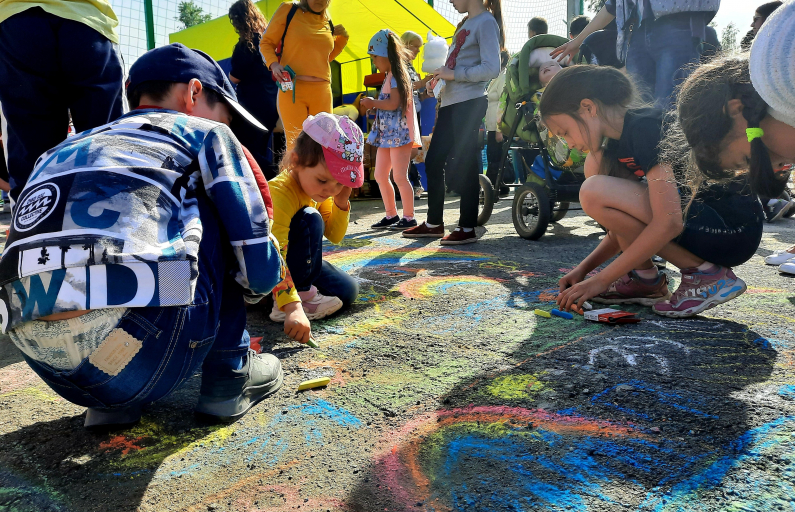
[277,80,332,151]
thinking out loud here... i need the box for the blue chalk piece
[551,309,573,319]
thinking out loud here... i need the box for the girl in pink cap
[268,113,364,343]
[361,29,422,231]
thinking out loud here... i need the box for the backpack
[274,3,335,62]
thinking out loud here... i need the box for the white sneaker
[779,261,795,276]
[301,288,343,320]
[268,287,343,323]
[765,248,795,266]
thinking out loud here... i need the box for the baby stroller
[478,35,587,240]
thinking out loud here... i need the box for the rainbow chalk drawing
[324,246,491,273]
[397,275,505,299]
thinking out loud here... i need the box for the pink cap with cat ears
[302,113,365,188]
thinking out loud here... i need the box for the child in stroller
[478,34,587,240]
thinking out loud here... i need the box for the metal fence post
[144,0,156,50]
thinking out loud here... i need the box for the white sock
[403,215,414,221]
[459,227,474,233]
[425,222,440,228]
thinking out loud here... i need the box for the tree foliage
[176,1,212,29]
[720,21,739,54]
[587,0,606,13]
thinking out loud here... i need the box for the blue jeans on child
[286,207,359,307]
[0,7,125,201]
[625,13,702,111]
[19,195,253,410]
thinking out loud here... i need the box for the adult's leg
[450,97,488,228]
[579,175,703,268]
[285,207,324,291]
[60,19,124,131]
[277,85,309,152]
[306,81,333,116]
[374,147,398,217]
[424,106,456,225]
[390,144,415,218]
[0,8,68,201]
[648,14,700,111]
[624,23,657,107]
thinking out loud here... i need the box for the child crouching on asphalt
[0,43,285,429]
[539,65,761,318]
[748,5,795,275]
[268,113,362,343]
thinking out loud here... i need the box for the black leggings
[425,97,487,227]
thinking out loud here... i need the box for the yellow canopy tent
[170,0,455,97]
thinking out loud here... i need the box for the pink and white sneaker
[268,286,343,322]
[652,266,746,318]
[592,271,672,306]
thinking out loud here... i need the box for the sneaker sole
[440,238,478,245]
[591,290,671,307]
[403,232,443,238]
[195,368,284,422]
[388,226,417,231]
[765,255,795,266]
[653,278,747,318]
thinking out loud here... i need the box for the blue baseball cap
[368,29,392,58]
[127,43,267,135]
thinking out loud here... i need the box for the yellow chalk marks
[486,374,547,400]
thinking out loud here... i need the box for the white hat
[750,0,795,128]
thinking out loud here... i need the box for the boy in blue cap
[0,43,284,429]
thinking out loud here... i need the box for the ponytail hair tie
[746,127,764,142]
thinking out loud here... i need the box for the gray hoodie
[441,11,501,108]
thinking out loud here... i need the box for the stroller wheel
[512,183,551,240]
[477,174,496,226]
[551,201,570,223]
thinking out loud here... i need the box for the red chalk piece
[250,336,263,353]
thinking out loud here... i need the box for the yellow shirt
[269,170,350,308]
[259,2,348,82]
[0,0,119,44]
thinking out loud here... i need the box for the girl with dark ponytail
[539,65,757,318]
[671,55,795,274]
[361,30,422,231]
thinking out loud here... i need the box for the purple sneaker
[591,271,672,306]
[652,266,746,318]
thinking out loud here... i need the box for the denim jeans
[21,195,251,410]
[286,207,359,307]
[625,13,701,111]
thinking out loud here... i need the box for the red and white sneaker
[652,266,746,318]
[591,271,671,306]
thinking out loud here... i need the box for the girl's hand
[549,40,579,64]
[433,66,455,81]
[557,276,608,311]
[360,97,375,111]
[333,24,348,38]
[558,266,587,293]
[270,62,288,83]
[334,186,352,209]
[283,302,311,343]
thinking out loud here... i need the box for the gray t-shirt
[441,11,501,108]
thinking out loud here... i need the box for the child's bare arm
[361,93,400,111]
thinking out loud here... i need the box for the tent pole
[144,0,156,50]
